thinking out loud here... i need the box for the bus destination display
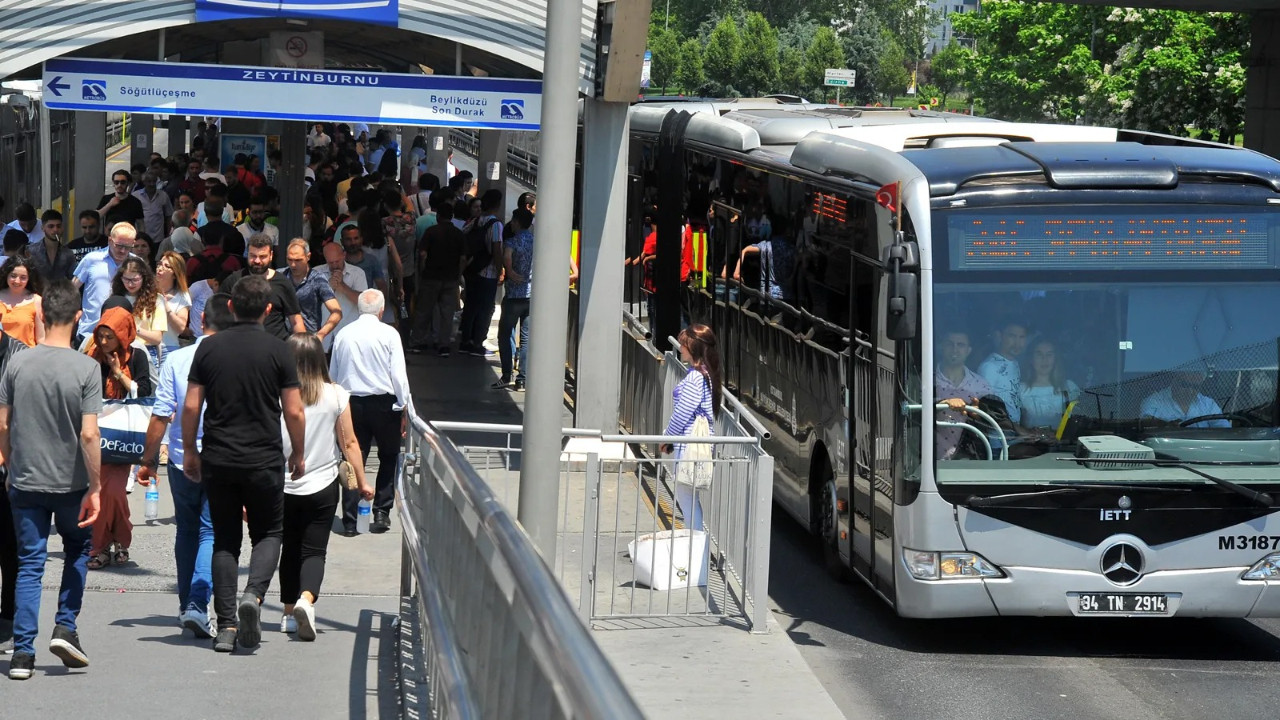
[949,210,1278,271]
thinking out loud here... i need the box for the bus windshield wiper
[1059,457,1274,507]
[965,483,1191,509]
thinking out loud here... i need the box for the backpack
[464,218,500,276]
[188,250,229,283]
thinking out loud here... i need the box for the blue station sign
[195,0,400,27]
[42,57,542,131]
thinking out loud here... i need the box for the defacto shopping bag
[99,397,155,465]
[629,529,709,591]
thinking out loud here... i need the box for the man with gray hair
[329,289,410,535]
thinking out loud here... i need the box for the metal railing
[398,405,644,720]
[433,421,774,633]
[449,129,539,187]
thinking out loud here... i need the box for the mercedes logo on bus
[1100,543,1144,586]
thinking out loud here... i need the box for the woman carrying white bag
[660,323,722,531]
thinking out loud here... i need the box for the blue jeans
[458,274,499,349]
[8,487,92,656]
[498,297,530,382]
[169,463,213,613]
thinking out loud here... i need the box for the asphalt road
[767,509,1280,720]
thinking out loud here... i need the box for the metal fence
[398,407,644,720]
[449,129,539,187]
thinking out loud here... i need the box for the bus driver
[1141,370,1230,429]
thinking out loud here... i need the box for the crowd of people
[0,119,540,677]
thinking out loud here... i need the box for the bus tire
[817,478,848,583]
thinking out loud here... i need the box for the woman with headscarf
[160,226,203,260]
[85,307,154,569]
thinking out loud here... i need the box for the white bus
[629,101,1280,617]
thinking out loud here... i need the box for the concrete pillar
[130,114,154,172]
[168,115,188,158]
[476,129,510,199]
[400,127,417,191]
[425,128,450,184]
[1246,11,1280,158]
[277,121,307,248]
[574,99,629,432]
[74,111,107,220]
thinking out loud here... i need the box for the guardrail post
[749,453,775,634]
[579,452,602,624]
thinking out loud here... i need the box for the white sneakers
[180,608,215,639]
[280,614,297,634]
[292,597,317,642]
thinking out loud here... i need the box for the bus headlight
[903,549,1004,580]
[1242,554,1280,581]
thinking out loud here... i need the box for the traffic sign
[824,68,856,87]
[42,57,542,131]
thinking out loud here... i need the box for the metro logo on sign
[195,0,399,27]
[501,99,525,120]
[82,80,107,101]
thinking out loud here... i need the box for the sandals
[112,548,130,566]
[87,551,111,570]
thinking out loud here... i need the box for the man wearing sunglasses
[97,170,145,233]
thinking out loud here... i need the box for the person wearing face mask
[1142,369,1230,428]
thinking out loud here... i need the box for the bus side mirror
[883,242,919,341]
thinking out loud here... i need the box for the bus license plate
[1076,592,1170,615]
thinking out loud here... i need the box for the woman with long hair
[1018,338,1081,429]
[112,257,166,370]
[0,255,44,347]
[661,323,723,531]
[278,333,372,640]
[85,307,154,569]
[155,251,192,359]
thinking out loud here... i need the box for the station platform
[5,317,843,719]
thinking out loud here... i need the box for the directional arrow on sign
[46,76,69,97]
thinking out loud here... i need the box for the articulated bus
[628,101,1280,618]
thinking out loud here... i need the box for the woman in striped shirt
[661,324,723,530]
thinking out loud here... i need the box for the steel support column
[575,99,629,432]
[168,115,187,158]
[425,128,450,184]
[517,0,580,562]
[130,114,153,172]
[477,129,510,200]
[277,121,306,246]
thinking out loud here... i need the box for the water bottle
[357,498,372,534]
[144,477,160,520]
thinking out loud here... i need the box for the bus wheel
[819,480,847,582]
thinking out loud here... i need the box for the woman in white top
[279,333,372,641]
[1018,338,1081,430]
[155,251,192,359]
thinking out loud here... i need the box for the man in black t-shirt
[220,234,304,340]
[97,170,145,231]
[67,210,107,265]
[183,274,305,654]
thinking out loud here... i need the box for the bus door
[711,199,744,388]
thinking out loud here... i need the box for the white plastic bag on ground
[629,529,708,591]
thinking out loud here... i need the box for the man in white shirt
[133,172,173,243]
[5,203,43,245]
[1141,371,1230,428]
[71,222,137,342]
[977,320,1028,424]
[329,289,409,536]
[319,241,368,352]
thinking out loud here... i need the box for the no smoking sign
[285,36,308,58]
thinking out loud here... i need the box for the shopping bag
[99,397,155,465]
[675,415,713,489]
[628,529,708,591]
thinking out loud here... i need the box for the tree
[738,12,780,96]
[704,16,743,95]
[804,26,845,102]
[676,38,707,94]
[648,26,681,94]
[865,0,939,62]
[842,9,886,104]
[779,46,806,96]
[873,34,910,104]
[928,42,964,106]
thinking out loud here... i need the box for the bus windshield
[930,204,1280,486]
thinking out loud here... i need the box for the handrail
[405,407,645,719]
[935,420,994,461]
[910,402,1009,461]
[432,421,602,438]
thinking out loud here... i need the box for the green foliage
[676,38,707,94]
[779,47,806,96]
[873,33,910,102]
[804,26,845,101]
[841,9,886,104]
[738,12,780,96]
[927,42,965,104]
[864,0,940,61]
[704,15,744,96]
[648,27,681,93]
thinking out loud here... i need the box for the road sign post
[824,68,855,106]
